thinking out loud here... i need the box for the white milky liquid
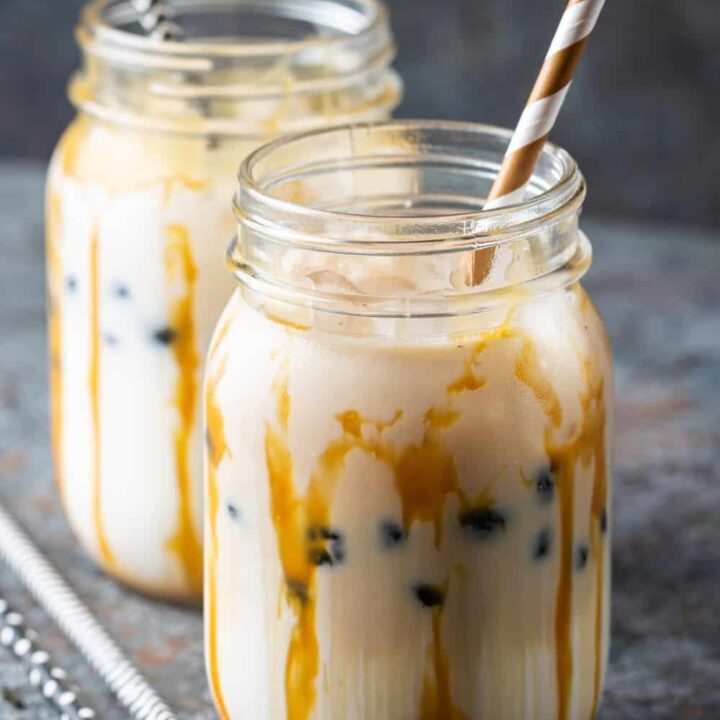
[205,282,612,720]
[47,118,246,598]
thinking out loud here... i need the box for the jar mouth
[79,0,393,82]
[73,0,401,135]
[234,120,585,253]
[230,121,590,320]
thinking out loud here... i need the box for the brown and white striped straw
[469,0,606,285]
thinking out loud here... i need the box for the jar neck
[71,0,401,137]
[230,121,590,333]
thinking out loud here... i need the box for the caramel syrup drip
[262,324,516,719]
[543,368,607,720]
[89,227,117,571]
[162,176,209,207]
[393,407,463,547]
[447,324,514,396]
[552,450,575,720]
[421,584,469,720]
[515,339,563,428]
[206,352,232,720]
[264,372,318,720]
[266,366,474,719]
[589,388,609,720]
[163,225,203,596]
[266,376,407,720]
[577,287,612,720]
[262,312,606,720]
[59,116,86,178]
[47,192,64,498]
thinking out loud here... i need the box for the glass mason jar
[45,0,401,601]
[205,121,613,720]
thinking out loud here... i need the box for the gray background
[0,0,717,226]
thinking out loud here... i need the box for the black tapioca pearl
[535,468,555,504]
[286,579,309,605]
[321,527,343,542]
[309,548,334,567]
[227,503,240,521]
[414,584,445,609]
[533,527,553,560]
[459,507,507,539]
[576,544,589,571]
[307,525,343,542]
[66,275,78,293]
[600,509,608,534]
[307,525,345,566]
[306,525,326,542]
[113,283,131,299]
[153,326,177,345]
[380,520,406,548]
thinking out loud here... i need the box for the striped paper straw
[469,0,606,285]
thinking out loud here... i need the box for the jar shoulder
[48,114,249,194]
[207,285,613,413]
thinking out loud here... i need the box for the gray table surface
[0,160,718,720]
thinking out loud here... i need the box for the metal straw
[0,501,177,720]
[0,598,96,719]
[131,0,184,41]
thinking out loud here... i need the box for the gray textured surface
[0,162,719,718]
[0,1,719,226]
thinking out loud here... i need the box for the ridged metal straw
[0,598,96,719]
[0,501,177,720]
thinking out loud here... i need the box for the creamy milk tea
[205,122,613,720]
[46,0,400,600]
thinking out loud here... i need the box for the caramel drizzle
[510,314,608,720]
[206,351,232,720]
[47,192,64,498]
[394,407,463,547]
[447,324,513,396]
[89,227,117,570]
[163,225,203,596]
[575,287,611,718]
[421,582,469,720]
[162,176,209,207]
[589,389,608,720]
[266,363,479,719]
[515,339,564,428]
[58,114,212,200]
[264,372,318,720]
[263,316,606,720]
[541,367,606,720]
[59,117,86,178]
[263,324,523,720]
[265,377,406,720]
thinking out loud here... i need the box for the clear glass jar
[45,0,401,601]
[205,121,613,720]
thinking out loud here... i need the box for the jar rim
[234,120,585,254]
[80,0,391,67]
[72,0,401,135]
[231,120,589,320]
